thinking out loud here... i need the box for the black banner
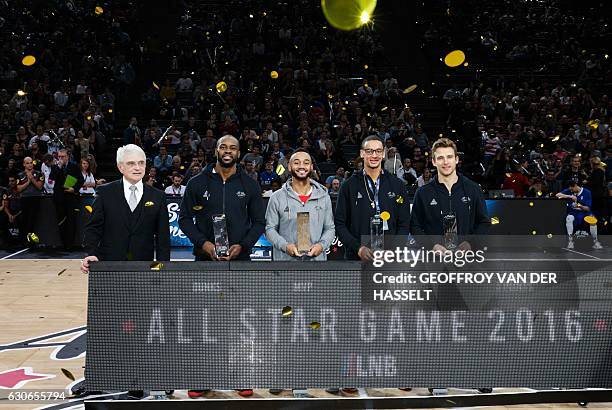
[85,253,612,390]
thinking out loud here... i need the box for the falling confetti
[21,55,36,66]
[444,50,466,67]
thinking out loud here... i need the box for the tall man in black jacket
[81,144,170,271]
[179,134,266,261]
[178,134,264,398]
[54,149,84,250]
[335,136,411,261]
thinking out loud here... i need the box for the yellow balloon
[444,50,466,68]
[94,6,103,15]
[321,0,377,31]
[22,55,36,66]
[270,70,279,79]
[216,81,228,93]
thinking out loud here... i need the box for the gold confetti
[152,81,160,90]
[584,215,598,225]
[491,217,500,225]
[21,55,36,66]
[529,202,534,207]
[380,211,390,221]
[282,306,293,317]
[150,262,164,271]
[85,205,93,213]
[94,6,103,15]
[61,368,75,381]
[547,234,553,239]
[444,50,466,67]
[270,70,279,79]
[216,81,228,93]
[145,201,154,207]
[27,232,39,244]
[531,230,537,235]
[192,205,203,211]
[403,84,418,94]
[309,321,321,330]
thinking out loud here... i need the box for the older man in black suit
[81,144,170,271]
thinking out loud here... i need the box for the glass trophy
[370,214,384,252]
[442,212,458,250]
[296,212,311,255]
[212,214,229,257]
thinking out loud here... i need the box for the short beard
[291,170,309,181]
[217,158,236,168]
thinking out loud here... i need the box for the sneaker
[325,388,340,394]
[187,390,209,399]
[237,389,253,397]
[593,241,603,250]
[567,239,574,249]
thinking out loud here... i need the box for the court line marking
[561,248,602,260]
[0,248,30,259]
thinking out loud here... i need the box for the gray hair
[116,144,146,165]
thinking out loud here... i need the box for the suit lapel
[133,184,152,230]
[117,180,131,231]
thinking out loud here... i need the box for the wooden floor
[0,258,611,410]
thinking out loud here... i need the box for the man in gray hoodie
[265,149,335,261]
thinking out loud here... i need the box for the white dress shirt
[123,177,144,209]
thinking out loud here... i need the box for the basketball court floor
[1,246,611,409]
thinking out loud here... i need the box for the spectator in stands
[79,158,97,196]
[544,169,562,196]
[328,178,341,199]
[562,155,589,188]
[54,149,83,250]
[243,160,259,183]
[325,167,346,188]
[3,176,21,244]
[176,71,194,92]
[154,146,173,174]
[123,117,142,145]
[384,147,402,175]
[502,162,531,197]
[417,168,433,187]
[397,158,417,185]
[260,161,280,191]
[587,156,607,223]
[17,157,44,245]
[165,172,186,197]
[27,125,49,149]
[242,144,264,170]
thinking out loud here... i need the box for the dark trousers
[55,194,78,249]
[20,196,41,243]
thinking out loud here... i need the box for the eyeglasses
[363,148,384,156]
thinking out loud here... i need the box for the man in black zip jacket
[179,135,265,262]
[335,136,411,261]
[410,138,490,248]
[410,138,491,396]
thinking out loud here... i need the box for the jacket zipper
[222,180,226,215]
